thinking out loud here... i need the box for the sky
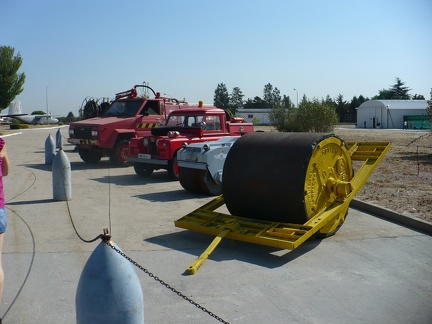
[1,0,431,116]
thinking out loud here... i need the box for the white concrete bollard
[52,149,72,201]
[76,241,144,323]
[56,128,64,150]
[45,134,56,164]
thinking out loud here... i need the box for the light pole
[293,88,298,107]
[46,86,49,125]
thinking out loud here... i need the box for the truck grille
[74,127,93,139]
[149,142,158,154]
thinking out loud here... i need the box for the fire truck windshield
[103,100,144,117]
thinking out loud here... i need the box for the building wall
[356,100,428,129]
[236,109,272,125]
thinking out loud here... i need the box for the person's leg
[0,233,4,304]
[0,208,6,304]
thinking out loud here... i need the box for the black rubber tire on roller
[222,132,345,224]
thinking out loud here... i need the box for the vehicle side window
[141,101,160,115]
[190,115,205,127]
[166,116,184,126]
[204,116,221,130]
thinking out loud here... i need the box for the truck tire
[78,148,103,163]
[110,140,130,167]
[200,170,222,196]
[167,156,179,180]
[179,167,202,193]
[133,162,154,177]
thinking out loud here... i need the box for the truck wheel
[168,156,179,180]
[133,162,154,177]
[110,140,130,167]
[200,170,222,196]
[179,167,202,193]
[78,148,103,163]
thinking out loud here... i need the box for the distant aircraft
[4,114,59,125]
[3,100,59,125]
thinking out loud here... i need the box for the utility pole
[293,88,298,107]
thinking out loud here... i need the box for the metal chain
[60,151,228,322]
[104,239,230,324]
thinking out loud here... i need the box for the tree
[412,94,425,100]
[281,95,294,109]
[335,94,349,122]
[32,110,47,115]
[295,99,338,132]
[390,77,411,99]
[268,104,290,131]
[300,94,308,106]
[270,98,338,132]
[262,83,273,108]
[272,87,281,107]
[323,95,335,107]
[372,89,394,100]
[66,111,75,123]
[213,83,229,109]
[229,86,244,115]
[372,78,413,100]
[243,96,267,108]
[0,46,26,110]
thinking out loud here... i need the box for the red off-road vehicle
[68,84,186,166]
[127,106,254,179]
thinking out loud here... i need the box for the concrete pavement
[1,126,431,323]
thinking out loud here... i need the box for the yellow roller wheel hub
[304,136,353,220]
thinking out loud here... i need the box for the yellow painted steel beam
[186,229,230,274]
[347,142,390,197]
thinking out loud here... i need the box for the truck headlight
[168,131,180,138]
[91,130,98,137]
[143,138,149,146]
[69,129,75,135]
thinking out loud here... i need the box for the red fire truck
[68,84,187,166]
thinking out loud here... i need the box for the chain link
[104,240,230,324]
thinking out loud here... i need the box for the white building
[236,108,272,125]
[356,100,429,129]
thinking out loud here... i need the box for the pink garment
[0,138,4,208]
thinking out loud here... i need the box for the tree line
[213,77,427,128]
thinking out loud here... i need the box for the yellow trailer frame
[175,141,390,274]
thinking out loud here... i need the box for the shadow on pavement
[145,230,321,273]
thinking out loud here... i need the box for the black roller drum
[222,132,352,224]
